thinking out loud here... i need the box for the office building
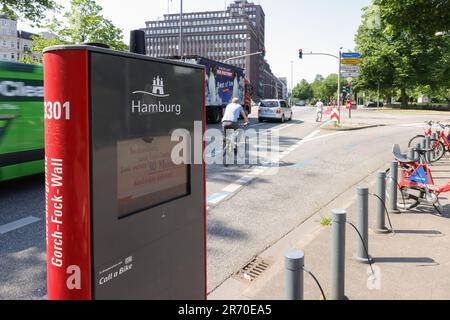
[0,14,18,62]
[143,0,279,100]
[0,14,42,63]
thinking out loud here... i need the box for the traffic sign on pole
[341,65,360,72]
[330,108,340,123]
[341,71,360,78]
[346,100,352,109]
[342,52,361,59]
[341,58,361,65]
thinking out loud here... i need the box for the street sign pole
[338,50,341,119]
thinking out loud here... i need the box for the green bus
[0,61,44,181]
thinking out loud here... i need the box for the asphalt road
[0,106,448,299]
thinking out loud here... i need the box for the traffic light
[299,49,303,59]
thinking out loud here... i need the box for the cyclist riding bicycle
[222,97,250,138]
[315,99,324,122]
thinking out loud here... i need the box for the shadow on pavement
[207,218,249,241]
[373,257,437,265]
[393,229,443,236]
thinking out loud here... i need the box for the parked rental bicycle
[386,144,448,215]
[408,121,450,162]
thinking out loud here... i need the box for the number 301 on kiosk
[44,101,71,120]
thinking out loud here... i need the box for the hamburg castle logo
[132,75,170,98]
[131,75,181,116]
[152,76,165,95]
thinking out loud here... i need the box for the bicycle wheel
[429,139,445,162]
[408,135,425,148]
[433,201,445,216]
[385,168,423,211]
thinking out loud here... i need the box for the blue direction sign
[342,52,361,59]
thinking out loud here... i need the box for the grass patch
[320,216,332,227]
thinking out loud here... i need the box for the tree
[355,4,450,107]
[22,0,128,64]
[373,0,450,36]
[20,35,64,64]
[310,74,347,102]
[292,79,313,102]
[49,0,127,51]
[0,0,57,26]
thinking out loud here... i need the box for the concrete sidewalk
[209,155,450,300]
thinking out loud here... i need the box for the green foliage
[354,2,450,107]
[304,74,348,102]
[19,36,64,64]
[46,0,128,51]
[373,0,450,36]
[0,0,57,26]
[320,216,332,227]
[292,79,313,101]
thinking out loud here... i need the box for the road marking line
[236,176,255,184]
[305,131,345,142]
[249,168,266,175]
[207,192,230,205]
[398,123,425,127]
[303,130,321,141]
[0,216,41,235]
[222,184,243,193]
[272,123,295,132]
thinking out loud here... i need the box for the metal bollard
[421,138,427,163]
[408,147,415,161]
[355,187,372,262]
[375,171,390,234]
[426,136,431,163]
[331,209,346,300]
[389,161,400,214]
[285,250,304,300]
[415,143,421,161]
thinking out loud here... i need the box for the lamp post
[290,61,294,105]
[179,0,183,57]
[338,48,342,108]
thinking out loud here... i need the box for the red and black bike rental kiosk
[43,44,206,300]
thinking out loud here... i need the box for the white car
[258,99,293,123]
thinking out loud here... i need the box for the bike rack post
[355,187,373,262]
[408,147,415,161]
[414,143,421,161]
[375,171,390,234]
[285,250,304,300]
[388,161,400,214]
[426,136,431,163]
[421,138,427,163]
[331,209,346,300]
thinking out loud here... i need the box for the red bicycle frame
[398,161,450,196]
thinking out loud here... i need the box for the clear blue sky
[19,0,372,86]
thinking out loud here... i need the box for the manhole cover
[235,257,271,282]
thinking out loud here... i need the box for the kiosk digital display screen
[90,51,201,220]
[117,136,189,217]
